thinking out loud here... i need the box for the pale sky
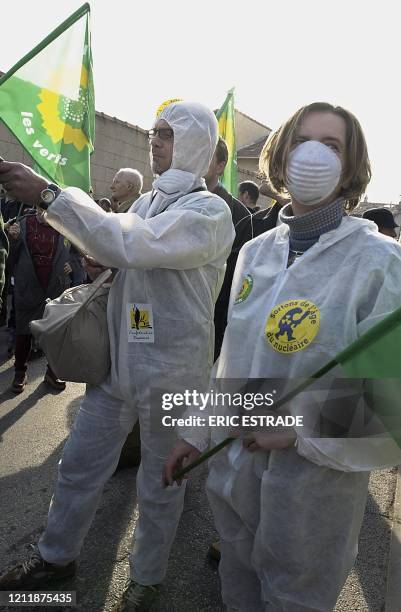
[2,0,401,203]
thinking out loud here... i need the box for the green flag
[335,305,401,445]
[0,3,94,191]
[335,306,401,377]
[216,88,237,197]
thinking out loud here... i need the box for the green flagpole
[173,303,401,481]
[0,3,90,88]
[172,358,337,482]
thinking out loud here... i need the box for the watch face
[41,188,56,204]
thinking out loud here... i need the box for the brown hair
[215,136,229,165]
[259,102,371,210]
[238,180,259,203]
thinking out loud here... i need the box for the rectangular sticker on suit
[127,303,154,343]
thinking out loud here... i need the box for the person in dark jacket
[204,137,251,360]
[8,209,73,393]
[238,180,260,212]
[0,215,8,310]
[362,207,399,239]
[205,138,285,361]
[0,195,32,329]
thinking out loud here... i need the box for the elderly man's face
[110,171,132,202]
[149,119,174,175]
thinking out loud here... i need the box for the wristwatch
[39,183,60,210]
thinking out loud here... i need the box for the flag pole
[0,3,90,88]
[172,358,337,482]
[173,304,401,481]
[215,87,235,120]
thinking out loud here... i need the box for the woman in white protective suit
[165,102,401,611]
[0,102,234,611]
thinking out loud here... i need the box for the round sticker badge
[265,299,320,353]
[234,274,253,305]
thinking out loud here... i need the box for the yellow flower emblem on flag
[37,65,89,151]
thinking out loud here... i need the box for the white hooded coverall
[196,216,401,611]
[37,102,235,585]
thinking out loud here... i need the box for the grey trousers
[38,385,186,585]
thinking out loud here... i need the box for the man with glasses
[0,102,234,611]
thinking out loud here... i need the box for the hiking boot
[112,580,159,611]
[0,546,77,591]
[207,539,221,564]
[44,367,66,391]
[11,370,27,394]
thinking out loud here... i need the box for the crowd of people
[0,99,401,611]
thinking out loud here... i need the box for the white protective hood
[149,102,218,217]
[158,101,218,178]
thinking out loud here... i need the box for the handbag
[30,269,112,385]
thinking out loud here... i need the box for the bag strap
[78,268,112,310]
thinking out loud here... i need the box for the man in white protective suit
[0,101,235,611]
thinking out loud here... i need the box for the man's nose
[151,135,163,149]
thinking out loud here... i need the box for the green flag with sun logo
[0,3,94,191]
[216,88,237,197]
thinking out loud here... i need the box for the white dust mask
[285,140,342,206]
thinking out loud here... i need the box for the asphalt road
[0,327,397,611]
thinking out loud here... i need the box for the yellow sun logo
[37,65,90,152]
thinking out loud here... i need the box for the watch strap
[39,183,60,210]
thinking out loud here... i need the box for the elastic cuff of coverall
[129,568,164,586]
[37,541,77,567]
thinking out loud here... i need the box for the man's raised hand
[0,160,48,205]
